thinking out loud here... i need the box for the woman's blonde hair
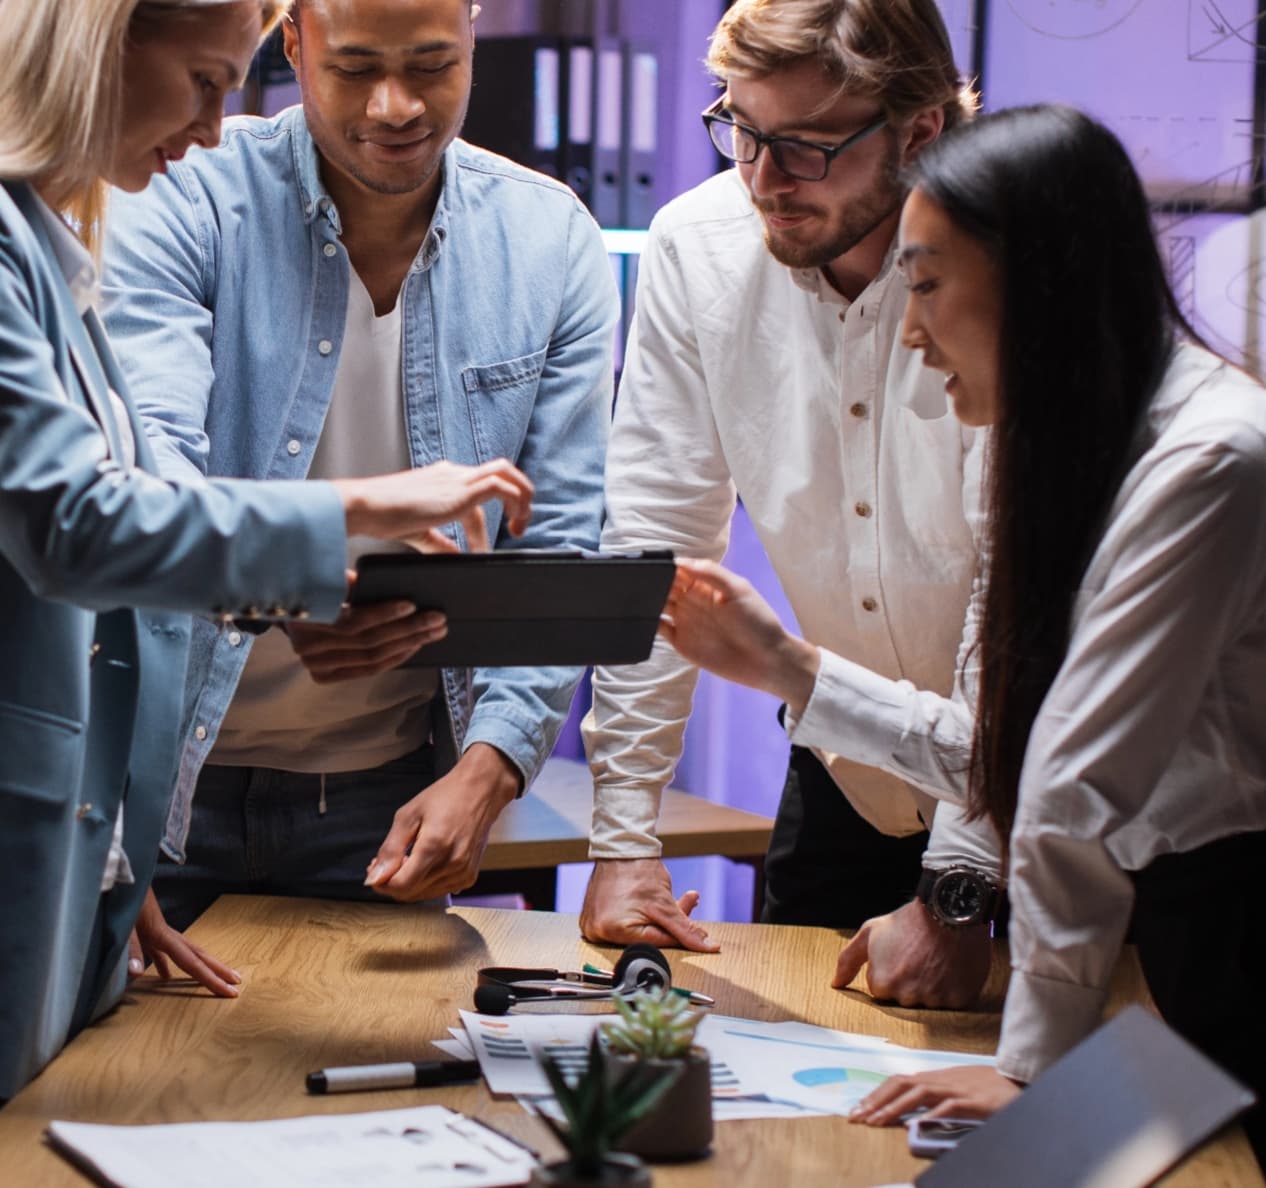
[708,0,976,130]
[0,0,288,251]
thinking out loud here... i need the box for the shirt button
[850,402,867,418]
[287,439,301,456]
[194,725,208,741]
[837,311,847,323]
[861,597,878,613]
[855,501,872,518]
[323,243,337,258]
[227,631,243,647]
[318,340,333,356]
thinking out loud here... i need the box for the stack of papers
[48,1106,537,1188]
[445,1011,995,1122]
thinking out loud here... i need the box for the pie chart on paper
[793,1066,887,1104]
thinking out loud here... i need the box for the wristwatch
[915,865,1002,928]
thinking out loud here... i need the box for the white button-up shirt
[584,168,997,876]
[786,342,1266,1079]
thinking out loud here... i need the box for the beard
[754,139,905,270]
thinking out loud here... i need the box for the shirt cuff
[462,713,542,791]
[590,781,663,859]
[995,968,1109,1084]
[785,647,908,770]
[924,800,1006,884]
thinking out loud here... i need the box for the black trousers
[761,744,929,928]
[1129,829,1266,1166]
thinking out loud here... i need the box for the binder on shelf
[591,38,625,228]
[465,36,567,180]
[620,41,659,229]
[562,41,596,208]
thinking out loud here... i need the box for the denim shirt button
[323,243,337,258]
[318,340,333,356]
[287,439,301,456]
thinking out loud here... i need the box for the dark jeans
[1129,829,1266,1166]
[155,743,438,931]
[762,744,929,928]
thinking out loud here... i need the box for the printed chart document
[458,1010,993,1121]
[47,1105,536,1188]
[711,1017,996,1117]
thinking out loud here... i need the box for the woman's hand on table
[848,1065,1022,1126]
[128,887,242,997]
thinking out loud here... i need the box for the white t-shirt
[212,270,437,772]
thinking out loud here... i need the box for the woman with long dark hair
[660,103,1266,1149]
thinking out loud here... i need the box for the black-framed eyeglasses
[702,97,887,182]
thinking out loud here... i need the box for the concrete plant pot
[610,1047,714,1162]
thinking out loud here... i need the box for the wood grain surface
[0,897,1257,1187]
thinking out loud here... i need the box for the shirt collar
[32,194,98,314]
[787,237,900,310]
[290,108,452,266]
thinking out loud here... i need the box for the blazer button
[292,608,311,621]
[76,803,93,820]
[267,603,287,618]
[242,606,262,619]
[89,642,101,666]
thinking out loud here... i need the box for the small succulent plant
[538,1033,681,1178]
[601,986,707,1060]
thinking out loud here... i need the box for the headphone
[474,943,715,1015]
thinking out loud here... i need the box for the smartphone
[906,1115,985,1158]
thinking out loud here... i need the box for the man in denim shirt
[102,0,617,959]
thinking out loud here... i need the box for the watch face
[932,872,986,924]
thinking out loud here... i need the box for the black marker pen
[305,1058,482,1095]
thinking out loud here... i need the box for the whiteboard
[983,0,1260,201]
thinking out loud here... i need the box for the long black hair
[909,104,1192,842]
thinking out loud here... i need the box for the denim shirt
[102,107,618,859]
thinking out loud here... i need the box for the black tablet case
[350,550,674,667]
[917,1006,1256,1188]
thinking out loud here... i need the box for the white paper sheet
[47,1105,537,1188]
[459,1011,759,1099]
[710,1019,996,1117]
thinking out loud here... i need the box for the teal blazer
[0,181,348,1098]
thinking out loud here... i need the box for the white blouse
[785,342,1266,1080]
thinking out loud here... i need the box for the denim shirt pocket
[459,347,549,463]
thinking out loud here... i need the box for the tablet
[350,549,675,667]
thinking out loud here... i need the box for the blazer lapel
[9,184,130,465]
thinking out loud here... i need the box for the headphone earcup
[612,942,672,994]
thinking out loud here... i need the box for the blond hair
[0,0,288,252]
[708,0,976,130]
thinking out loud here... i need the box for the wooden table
[472,757,774,916]
[1,897,1257,1187]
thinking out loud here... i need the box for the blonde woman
[0,0,532,1099]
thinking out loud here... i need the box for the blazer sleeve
[0,235,348,622]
